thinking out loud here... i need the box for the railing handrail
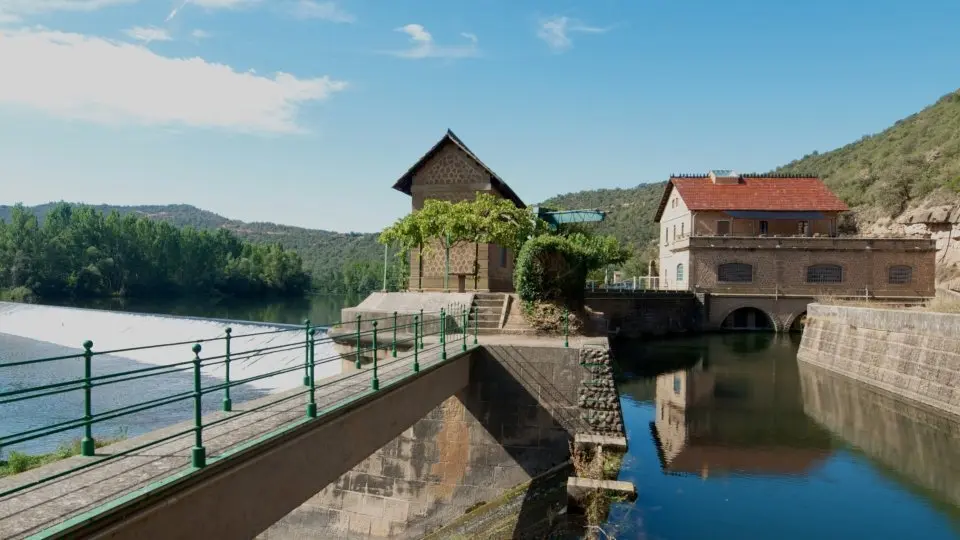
[0,303,479,502]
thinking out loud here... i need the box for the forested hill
[776,88,960,216]
[0,203,384,291]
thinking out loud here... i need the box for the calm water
[0,295,356,456]
[606,333,960,540]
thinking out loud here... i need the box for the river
[2,296,959,539]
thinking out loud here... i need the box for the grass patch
[0,431,126,478]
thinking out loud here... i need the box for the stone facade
[798,303,960,417]
[577,345,624,435]
[402,140,520,292]
[584,291,701,339]
[680,236,937,298]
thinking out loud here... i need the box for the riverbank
[0,434,125,478]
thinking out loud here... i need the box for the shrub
[1,286,35,303]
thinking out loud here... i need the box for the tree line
[0,203,312,300]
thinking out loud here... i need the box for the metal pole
[440,308,447,360]
[413,315,420,373]
[462,305,467,352]
[419,308,425,349]
[302,319,311,386]
[473,306,478,345]
[355,314,362,369]
[444,233,450,292]
[306,328,317,418]
[223,328,232,412]
[392,311,398,358]
[372,321,380,390]
[81,340,95,457]
[563,308,569,348]
[191,343,206,468]
[383,243,389,292]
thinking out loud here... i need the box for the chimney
[708,169,741,185]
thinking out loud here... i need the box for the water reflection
[609,334,960,540]
[646,336,833,478]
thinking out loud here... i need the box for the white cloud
[292,0,353,23]
[0,0,133,22]
[123,25,172,43]
[190,29,211,39]
[537,15,609,52]
[0,28,347,134]
[389,24,479,60]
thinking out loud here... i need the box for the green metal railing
[0,303,479,501]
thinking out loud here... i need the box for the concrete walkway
[0,336,465,539]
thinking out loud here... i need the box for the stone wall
[798,303,960,416]
[261,339,623,539]
[584,292,700,339]
[798,361,960,508]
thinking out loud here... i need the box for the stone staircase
[469,292,505,334]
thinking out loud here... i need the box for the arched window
[676,263,685,282]
[806,264,843,284]
[888,265,913,284]
[718,263,753,283]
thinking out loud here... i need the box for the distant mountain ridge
[0,203,382,282]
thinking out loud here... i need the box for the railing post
[80,340,95,457]
[303,319,311,386]
[413,315,420,373]
[372,321,380,391]
[191,343,206,468]
[563,307,569,348]
[473,305,478,345]
[419,308,425,349]
[440,308,447,360]
[306,328,317,418]
[355,314,362,369]
[392,311,398,358]
[462,305,467,352]
[223,327,232,412]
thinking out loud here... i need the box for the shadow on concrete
[458,346,590,539]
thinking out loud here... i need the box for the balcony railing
[668,234,936,251]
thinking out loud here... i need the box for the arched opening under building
[721,307,775,331]
[789,312,807,333]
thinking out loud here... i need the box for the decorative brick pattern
[413,144,489,186]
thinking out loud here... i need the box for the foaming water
[0,301,339,392]
[1,302,342,455]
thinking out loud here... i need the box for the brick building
[392,130,525,292]
[653,170,937,301]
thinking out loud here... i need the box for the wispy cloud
[165,0,258,22]
[123,25,173,43]
[0,0,134,22]
[536,15,610,52]
[190,28,211,39]
[388,24,479,60]
[0,27,347,134]
[291,0,353,23]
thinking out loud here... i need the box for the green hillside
[0,203,384,292]
[776,89,960,215]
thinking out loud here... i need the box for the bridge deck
[0,337,465,539]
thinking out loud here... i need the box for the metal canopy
[534,206,606,228]
[725,210,826,220]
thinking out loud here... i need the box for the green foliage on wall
[514,233,629,307]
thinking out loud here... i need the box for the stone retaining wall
[261,338,625,539]
[798,303,960,416]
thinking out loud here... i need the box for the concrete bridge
[0,305,621,539]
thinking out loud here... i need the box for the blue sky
[1,0,958,233]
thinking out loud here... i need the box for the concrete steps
[469,293,507,333]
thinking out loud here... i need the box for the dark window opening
[718,263,753,283]
[888,265,913,284]
[759,220,769,235]
[806,264,843,284]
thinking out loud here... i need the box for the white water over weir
[0,302,340,393]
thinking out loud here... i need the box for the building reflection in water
[648,333,834,478]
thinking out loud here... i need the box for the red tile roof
[654,174,848,222]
